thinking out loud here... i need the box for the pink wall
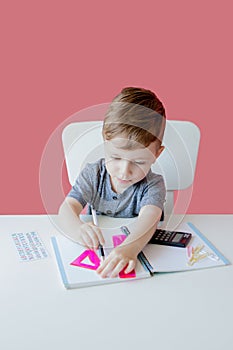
[1,1,232,214]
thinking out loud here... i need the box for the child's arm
[58,197,105,249]
[97,204,162,278]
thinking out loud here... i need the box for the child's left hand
[96,244,137,278]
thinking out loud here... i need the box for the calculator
[149,229,192,247]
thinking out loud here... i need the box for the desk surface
[0,214,233,350]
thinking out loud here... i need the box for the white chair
[62,120,200,217]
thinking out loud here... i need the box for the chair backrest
[62,120,200,215]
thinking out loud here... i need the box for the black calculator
[149,229,192,247]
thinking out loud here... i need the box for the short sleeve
[67,163,96,208]
[139,173,166,211]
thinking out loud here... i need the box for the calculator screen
[172,233,183,242]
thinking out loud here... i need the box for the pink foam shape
[70,249,100,270]
[119,266,136,278]
[112,234,127,246]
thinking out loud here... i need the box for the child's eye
[135,161,145,165]
[111,156,121,160]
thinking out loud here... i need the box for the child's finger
[123,260,136,274]
[88,232,100,250]
[91,225,105,246]
[81,228,98,249]
[97,257,119,278]
[96,253,110,271]
[81,234,94,249]
[110,260,128,278]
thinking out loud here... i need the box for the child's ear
[156,145,165,158]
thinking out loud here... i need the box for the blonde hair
[103,87,166,148]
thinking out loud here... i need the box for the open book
[51,221,230,289]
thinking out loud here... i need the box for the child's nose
[119,160,132,178]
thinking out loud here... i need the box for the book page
[143,223,229,272]
[51,229,149,289]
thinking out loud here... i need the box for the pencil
[120,225,153,276]
[91,205,105,260]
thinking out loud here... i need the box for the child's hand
[96,244,137,278]
[79,223,105,250]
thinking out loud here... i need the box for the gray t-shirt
[68,158,166,218]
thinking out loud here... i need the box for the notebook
[51,222,230,289]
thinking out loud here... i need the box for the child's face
[104,135,164,193]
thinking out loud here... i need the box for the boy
[58,87,166,278]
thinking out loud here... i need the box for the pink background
[1,1,232,214]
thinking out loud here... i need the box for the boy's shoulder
[83,158,104,168]
[145,169,164,183]
[82,158,106,175]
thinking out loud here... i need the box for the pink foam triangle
[70,249,100,270]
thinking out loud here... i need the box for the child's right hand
[78,223,105,250]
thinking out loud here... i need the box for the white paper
[11,232,49,261]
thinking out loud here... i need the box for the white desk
[0,215,233,350]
